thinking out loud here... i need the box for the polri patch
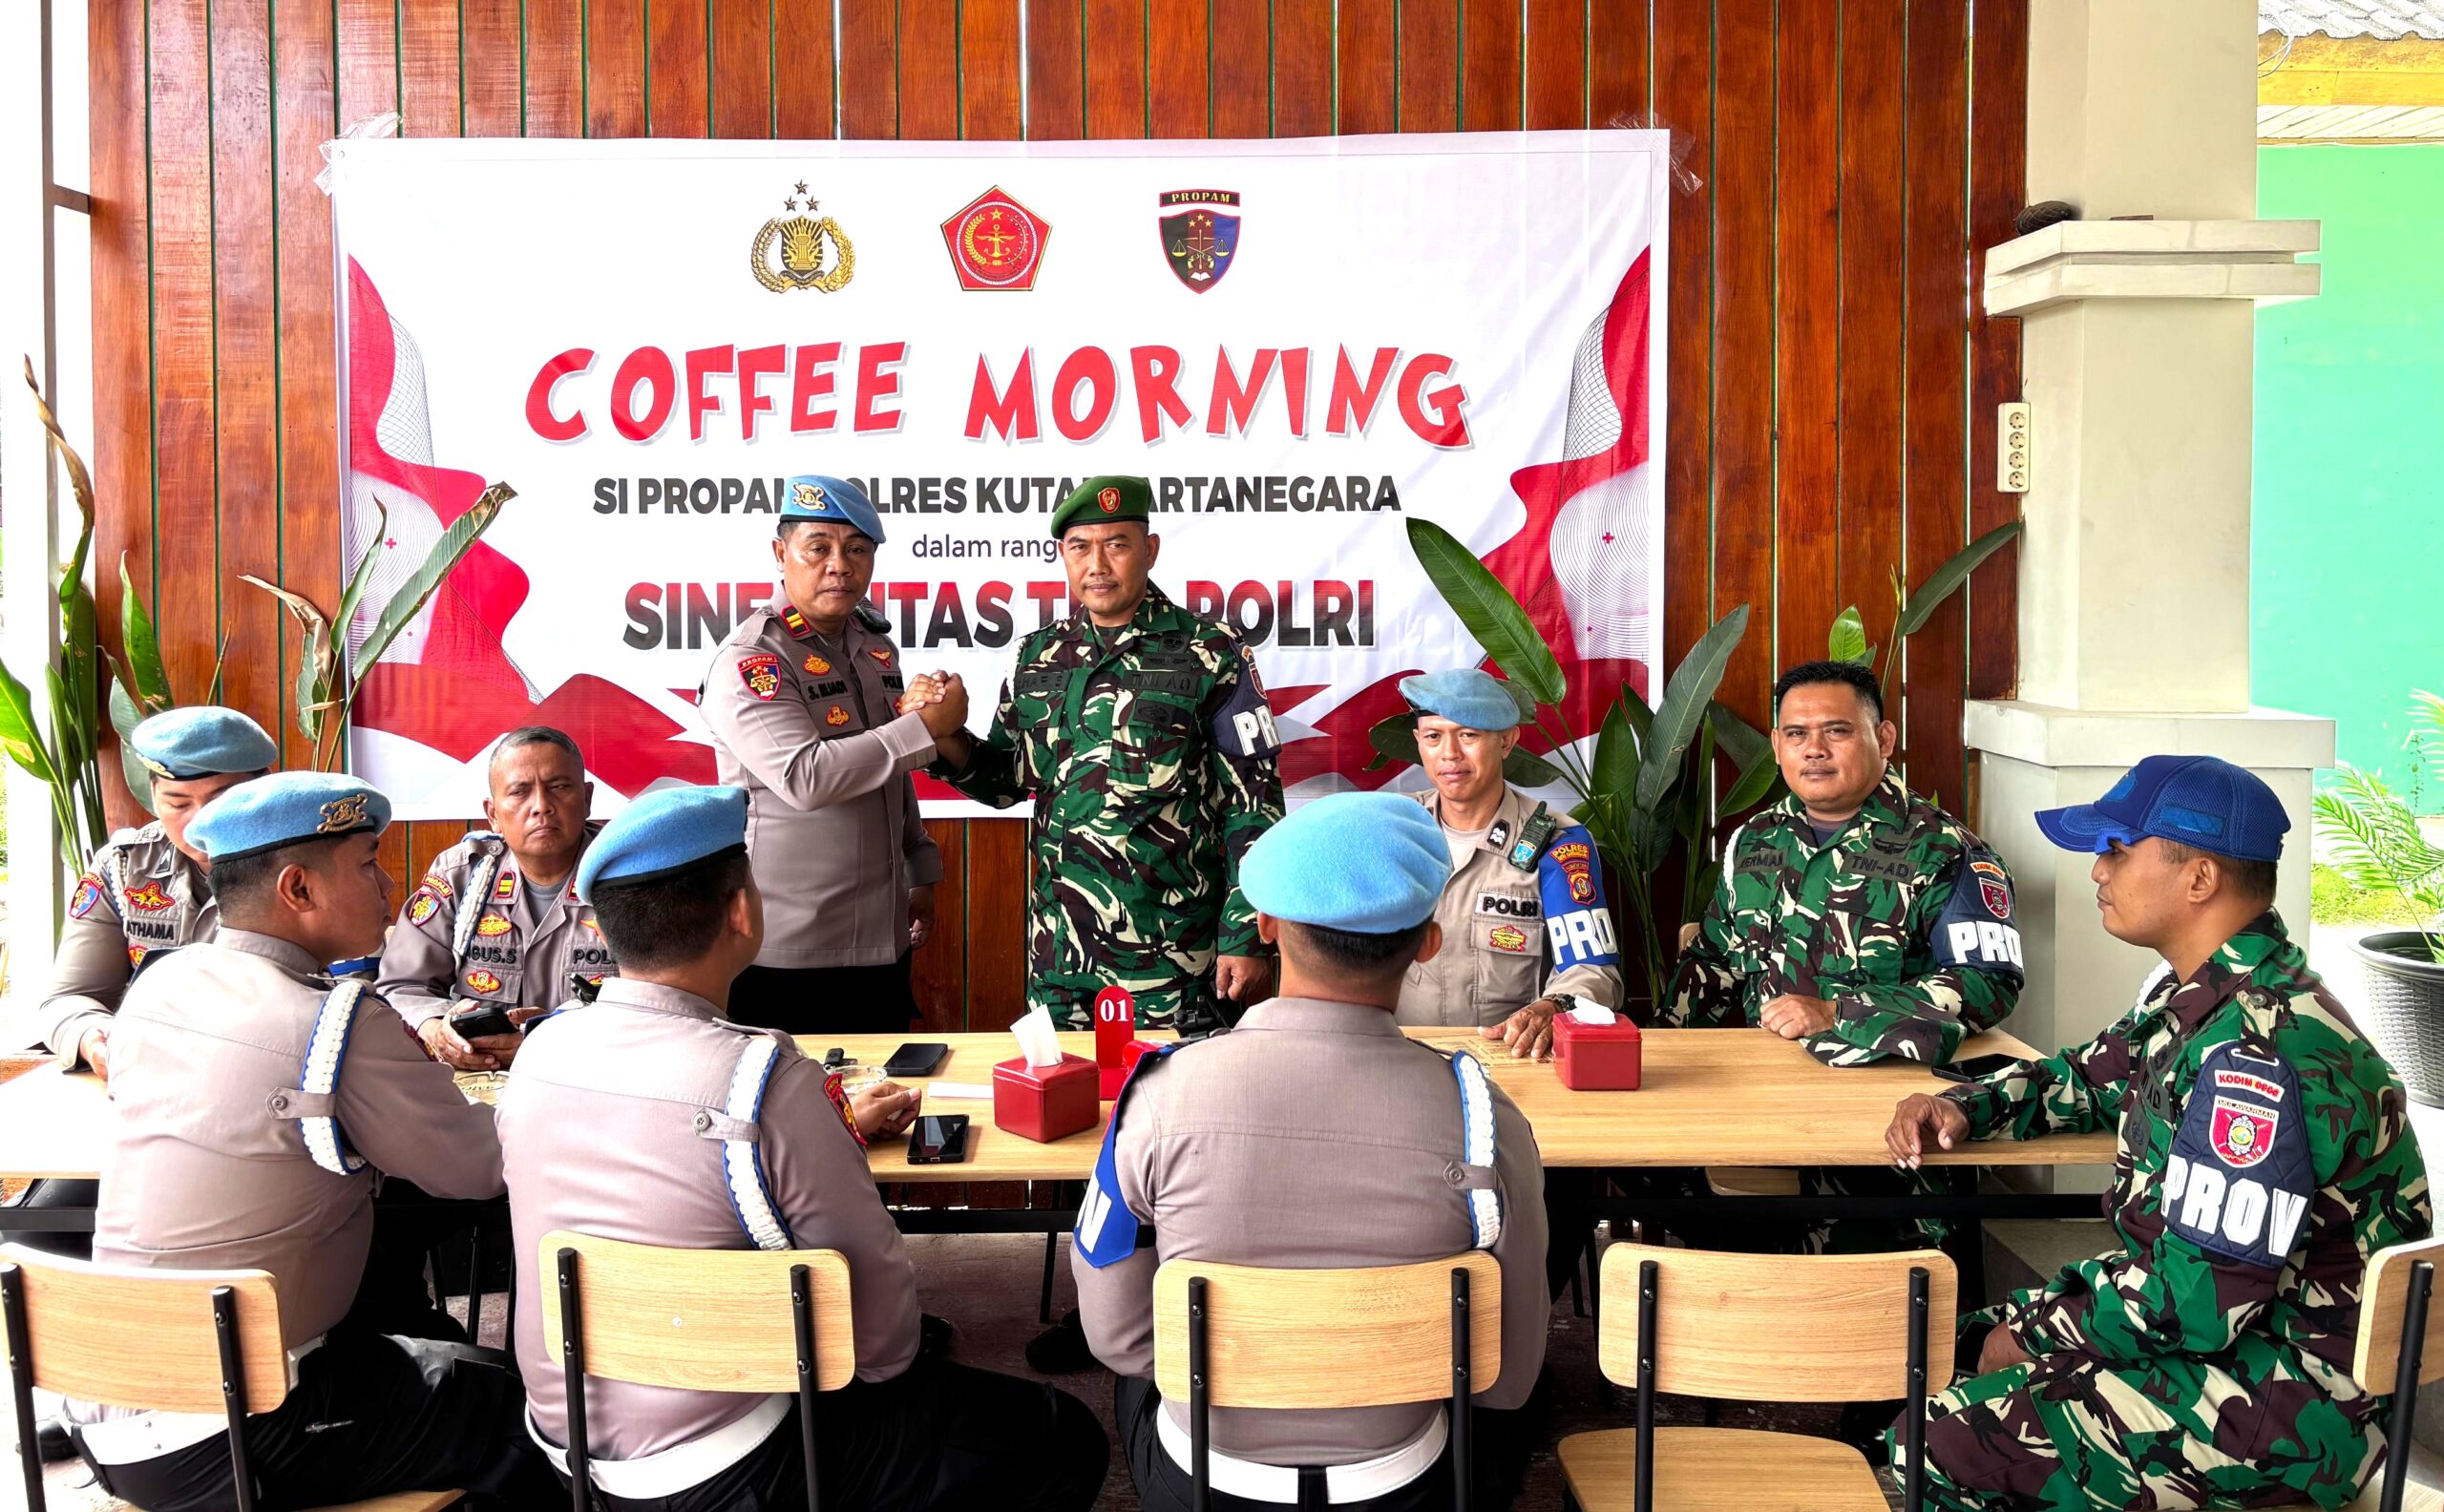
[69,874,103,919]
[1487,923,1530,954]
[406,888,441,926]
[738,652,784,702]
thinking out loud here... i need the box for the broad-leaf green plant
[2314,691,2444,963]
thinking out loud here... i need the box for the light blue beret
[1239,792,1452,933]
[780,474,884,546]
[577,785,750,903]
[128,705,279,781]
[186,772,390,863]
[1400,669,1522,732]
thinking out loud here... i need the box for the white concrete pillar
[1970,0,2333,1076]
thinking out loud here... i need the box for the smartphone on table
[906,1114,972,1165]
[882,1042,951,1078]
[1930,1052,2024,1084]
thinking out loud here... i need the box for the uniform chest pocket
[1814,878,1923,977]
[1109,685,1199,794]
[456,963,522,1004]
[1470,907,1544,1021]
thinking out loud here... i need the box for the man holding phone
[377,725,617,1070]
[499,785,1109,1511]
[1885,756,2431,1512]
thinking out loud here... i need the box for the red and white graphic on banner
[328,135,1668,819]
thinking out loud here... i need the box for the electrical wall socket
[1998,402,2032,494]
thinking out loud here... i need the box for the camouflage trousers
[1888,1308,2384,1511]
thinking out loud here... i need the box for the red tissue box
[993,1054,1100,1144]
[1552,1014,1641,1091]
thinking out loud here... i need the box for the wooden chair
[0,1244,459,1512]
[2263,1237,2444,1512]
[1151,1252,1502,1512]
[1557,1241,1955,1512]
[538,1230,854,1512]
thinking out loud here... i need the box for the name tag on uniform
[1477,892,1541,918]
[1846,852,1918,883]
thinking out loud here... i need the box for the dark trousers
[565,1355,1109,1512]
[1115,1376,1533,1512]
[75,1330,558,1512]
[731,955,919,1037]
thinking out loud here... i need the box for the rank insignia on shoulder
[1506,804,1557,872]
[1487,821,1511,850]
[780,604,813,640]
[494,871,518,901]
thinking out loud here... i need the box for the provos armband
[1537,831,1619,970]
[2162,1043,2314,1268]
[1208,646,1281,760]
[1929,852,2024,977]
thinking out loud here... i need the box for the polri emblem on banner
[1158,190,1240,293]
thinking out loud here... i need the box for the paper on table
[1567,1005,1619,1026]
[926,1081,994,1100]
[1011,1007,1064,1069]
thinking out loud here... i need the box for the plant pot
[2349,932,2444,1107]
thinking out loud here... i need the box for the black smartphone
[449,1001,519,1040]
[882,1042,951,1078]
[1931,1052,2024,1084]
[906,1114,971,1165]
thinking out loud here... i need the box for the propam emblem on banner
[752,180,856,294]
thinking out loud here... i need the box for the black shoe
[36,1417,74,1464]
[1025,1309,1097,1375]
[918,1312,957,1360]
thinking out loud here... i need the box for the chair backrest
[1152,1254,1502,1411]
[0,1244,289,1415]
[2353,1237,2444,1392]
[537,1231,855,1393]
[1596,1242,1958,1402]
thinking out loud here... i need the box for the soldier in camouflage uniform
[1665,661,2024,1063]
[1886,755,2431,1511]
[908,476,1284,1031]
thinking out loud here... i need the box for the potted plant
[2314,692,2444,1104]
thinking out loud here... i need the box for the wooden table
[0,1027,2113,1185]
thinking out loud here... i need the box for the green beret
[1049,475,1152,539]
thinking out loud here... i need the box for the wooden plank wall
[86,0,2027,1033]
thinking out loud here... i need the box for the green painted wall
[2256,143,2444,806]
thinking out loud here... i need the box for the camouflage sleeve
[1806,850,2024,1067]
[936,673,1035,808]
[1660,832,1747,1029]
[373,867,464,1031]
[1940,1007,2141,1141]
[2007,1036,2341,1366]
[1200,640,1284,956]
[26,858,133,1063]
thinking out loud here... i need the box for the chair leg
[1040,1228,1059,1325]
[1905,1267,1930,1512]
[790,1264,822,1512]
[212,1287,255,1512]
[2,1264,49,1512]
[2380,1261,2433,1512]
[558,1250,591,1512]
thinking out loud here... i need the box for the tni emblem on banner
[1159,189,1240,293]
[753,181,856,294]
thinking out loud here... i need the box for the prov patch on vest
[1538,830,1619,971]
[1929,854,2024,978]
[1209,646,1280,759]
[2161,1042,2315,1269]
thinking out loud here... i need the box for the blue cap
[127,705,279,781]
[1240,792,1452,933]
[186,772,390,863]
[779,474,884,545]
[577,785,750,903]
[2036,755,2290,863]
[1400,668,1523,732]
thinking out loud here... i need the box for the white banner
[327,132,1667,819]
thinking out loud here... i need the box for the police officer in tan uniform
[498,785,1108,1510]
[377,725,616,1070]
[20,705,277,1074]
[63,772,554,1509]
[1391,670,1624,1058]
[1074,792,1549,1512]
[698,474,969,1034]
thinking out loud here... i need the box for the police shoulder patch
[69,874,105,919]
[737,652,785,702]
[2162,1041,2314,1269]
